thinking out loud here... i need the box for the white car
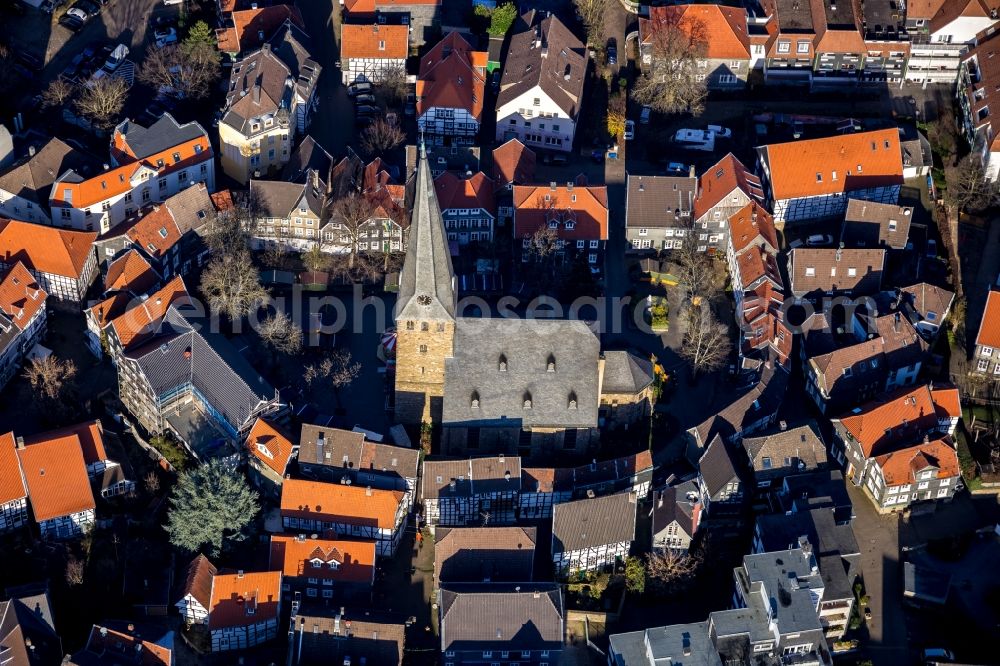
[92,43,129,80]
[624,120,635,141]
[155,27,178,48]
[806,234,834,246]
[707,124,732,138]
[163,0,183,4]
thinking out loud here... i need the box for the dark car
[71,0,100,17]
[59,12,84,31]
[404,93,416,116]
[15,51,42,73]
[542,153,569,165]
[606,37,617,65]
[355,104,379,116]
[347,81,373,97]
[353,93,376,105]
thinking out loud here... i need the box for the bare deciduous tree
[304,350,361,407]
[381,65,409,105]
[258,311,303,355]
[632,11,709,116]
[679,305,731,377]
[361,118,406,155]
[139,41,220,100]
[945,155,1000,213]
[573,0,610,46]
[207,190,261,257]
[200,248,269,321]
[75,77,128,130]
[24,356,78,402]
[65,555,85,586]
[646,548,700,594]
[331,193,376,269]
[42,78,75,108]
[303,243,331,273]
[144,471,161,495]
[672,231,719,303]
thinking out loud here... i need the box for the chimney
[237,570,244,578]
[316,432,325,464]
[253,83,261,105]
[365,486,373,496]
[28,145,36,157]
[657,491,663,508]
[689,164,696,179]
[894,311,901,332]
[15,436,24,449]
[779,420,787,431]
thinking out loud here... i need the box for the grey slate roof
[739,548,824,634]
[498,11,587,119]
[601,351,654,394]
[396,146,457,322]
[434,527,537,584]
[252,177,326,219]
[223,47,294,134]
[0,596,63,666]
[421,456,521,500]
[124,305,277,432]
[610,621,722,666]
[439,583,564,654]
[269,20,321,103]
[625,174,698,229]
[840,198,913,250]
[283,135,333,184]
[698,435,741,499]
[742,423,827,475]
[298,423,419,480]
[293,611,405,666]
[0,137,93,207]
[115,113,207,160]
[688,361,788,448]
[442,318,600,429]
[552,491,637,553]
[163,182,217,235]
[900,282,954,323]
[779,469,853,521]
[651,479,700,539]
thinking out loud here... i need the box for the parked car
[788,238,804,249]
[926,239,937,258]
[347,81,373,97]
[59,13,84,30]
[92,43,128,80]
[14,51,43,73]
[640,106,651,124]
[806,234,833,246]
[707,124,732,138]
[40,0,67,14]
[353,93,376,106]
[542,153,569,165]
[921,648,954,662]
[674,129,715,152]
[624,119,635,141]
[665,162,689,175]
[606,37,617,65]
[404,93,416,116]
[355,105,379,116]
[154,27,178,48]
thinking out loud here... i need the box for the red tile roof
[104,249,157,294]
[280,478,403,530]
[0,432,26,505]
[84,625,172,666]
[874,438,960,486]
[126,205,182,259]
[513,184,609,241]
[109,275,190,350]
[641,5,751,59]
[208,571,282,630]
[216,4,305,54]
[416,32,487,122]
[492,139,537,187]
[434,172,496,215]
[761,129,903,200]
[0,219,97,280]
[341,24,409,59]
[695,153,764,220]
[976,290,1000,349]
[269,534,376,583]
[50,163,144,210]
[246,418,294,476]
[17,434,95,522]
[728,201,777,255]
[0,261,46,330]
[23,421,107,467]
[836,384,957,456]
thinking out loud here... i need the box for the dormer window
[172,152,181,164]
[498,354,507,371]
[523,392,532,409]
[547,354,556,372]
[310,558,324,568]
[471,391,480,409]
[328,560,340,570]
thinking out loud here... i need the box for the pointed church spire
[396,144,456,322]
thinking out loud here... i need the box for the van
[922,648,955,662]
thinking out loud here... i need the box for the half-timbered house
[421,456,522,527]
[208,570,282,652]
[269,533,376,602]
[0,432,27,532]
[280,478,406,557]
[16,430,96,539]
[551,492,637,574]
[176,554,216,626]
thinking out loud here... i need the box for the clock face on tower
[417,294,432,306]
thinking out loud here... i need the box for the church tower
[394,144,457,426]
